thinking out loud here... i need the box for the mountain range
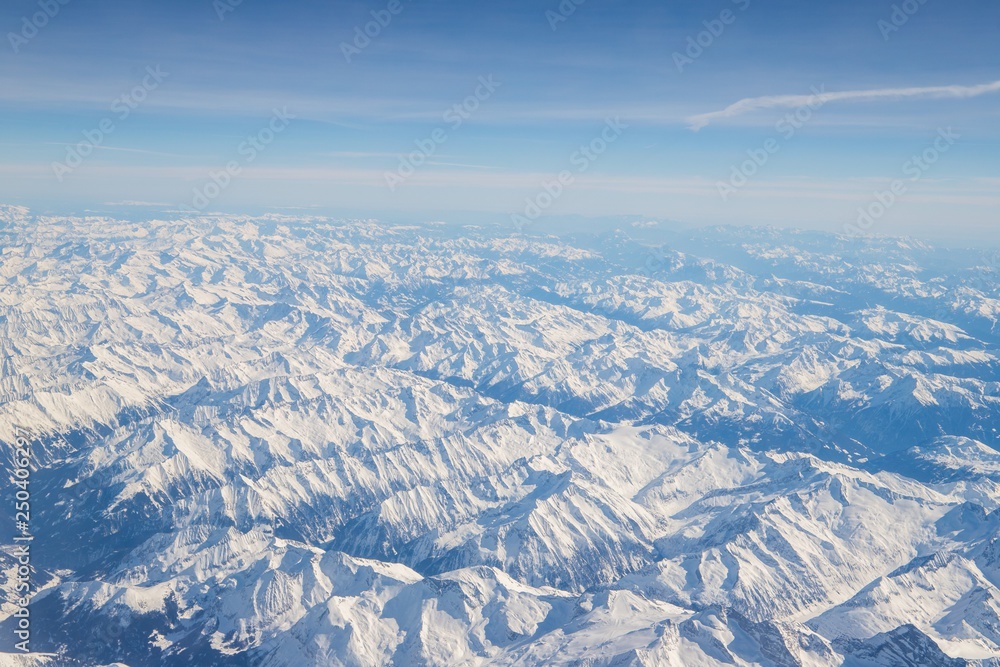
[1,205,998,666]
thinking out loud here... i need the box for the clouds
[2,0,1000,239]
[687,80,1000,130]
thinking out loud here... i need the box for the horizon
[1,0,998,242]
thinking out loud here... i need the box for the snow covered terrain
[0,205,998,666]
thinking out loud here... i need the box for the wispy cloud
[103,200,172,206]
[44,143,188,158]
[324,151,400,159]
[425,161,499,170]
[687,80,1000,130]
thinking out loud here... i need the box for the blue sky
[1,0,998,241]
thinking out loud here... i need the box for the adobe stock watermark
[7,0,71,54]
[512,117,628,233]
[546,0,586,31]
[341,0,409,63]
[51,66,169,183]
[188,108,295,212]
[717,85,826,201]
[878,0,930,41]
[673,0,751,73]
[213,0,244,21]
[8,427,34,653]
[638,243,681,281]
[845,127,959,238]
[385,75,501,191]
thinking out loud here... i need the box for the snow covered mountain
[1,206,998,666]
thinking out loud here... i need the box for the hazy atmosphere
[2,0,999,241]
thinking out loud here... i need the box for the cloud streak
[687,80,1000,130]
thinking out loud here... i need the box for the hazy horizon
[2,0,998,241]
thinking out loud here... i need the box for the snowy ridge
[0,210,998,665]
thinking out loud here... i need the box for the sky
[1,0,998,242]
